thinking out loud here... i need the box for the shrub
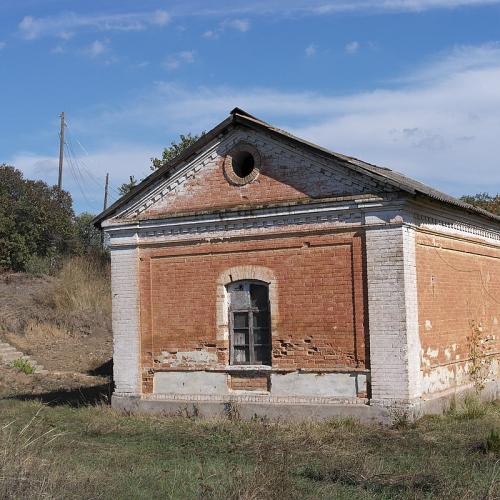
[24,254,55,277]
[0,164,76,272]
[10,358,35,374]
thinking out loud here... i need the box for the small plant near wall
[485,429,500,454]
[10,358,35,375]
[468,320,493,392]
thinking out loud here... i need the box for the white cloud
[226,18,250,32]
[163,50,195,70]
[152,10,171,26]
[0,42,6,51]
[203,17,250,39]
[58,31,74,41]
[305,43,316,57]
[18,10,171,40]
[180,0,500,17]
[51,44,66,54]
[203,29,218,39]
[9,146,155,213]
[345,41,360,54]
[83,40,108,58]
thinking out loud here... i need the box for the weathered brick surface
[416,232,500,393]
[137,128,392,220]
[229,373,270,391]
[138,230,368,392]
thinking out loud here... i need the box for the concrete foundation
[112,394,387,424]
[113,378,500,425]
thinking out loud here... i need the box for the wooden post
[57,112,65,189]
[103,172,109,210]
[101,173,109,248]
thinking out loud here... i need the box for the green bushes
[0,165,106,274]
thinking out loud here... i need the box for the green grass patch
[0,399,498,499]
[10,358,35,374]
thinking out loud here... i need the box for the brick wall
[138,230,368,393]
[229,373,270,391]
[416,232,500,394]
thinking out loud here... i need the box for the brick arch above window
[216,266,278,343]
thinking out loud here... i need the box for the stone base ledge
[111,379,499,425]
[111,394,387,424]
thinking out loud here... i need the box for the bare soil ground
[0,272,112,375]
[0,272,112,399]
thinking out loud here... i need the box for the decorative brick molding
[215,265,278,342]
[222,142,261,185]
[414,212,500,242]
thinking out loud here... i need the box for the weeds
[486,429,500,454]
[449,394,488,420]
[468,319,493,392]
[10,358,35,374]
[0,408,62,498]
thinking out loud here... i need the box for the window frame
[228,280,272,366]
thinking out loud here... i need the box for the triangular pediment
[113,126,394,221]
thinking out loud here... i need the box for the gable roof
[93,107,500,227]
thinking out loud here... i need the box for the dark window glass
[250,284,268,310]
[233,312,249,329]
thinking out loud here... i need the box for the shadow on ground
[88,358,113,377]
[3,381,114,407]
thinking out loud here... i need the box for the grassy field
[0,396,498,499]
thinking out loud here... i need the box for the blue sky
[1,0,500,213]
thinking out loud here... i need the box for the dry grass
[43,254,111,332]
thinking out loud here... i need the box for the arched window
[227,280,271,365]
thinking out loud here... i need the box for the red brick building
[95,108,500,422]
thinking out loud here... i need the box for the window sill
[225,365,272,372]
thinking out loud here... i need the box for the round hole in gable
[231,151,255,179]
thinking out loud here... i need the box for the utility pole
[57,112,65,189]
[101,173,109,248]
[103,173,109,211]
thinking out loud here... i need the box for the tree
[150,133,204,171]
[0,164,76,271]
[460,193,500,216]
[118,176,138,196]
[74,212,102,253]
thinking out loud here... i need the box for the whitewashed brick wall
[366,225,421,404]
[110,246,141,396]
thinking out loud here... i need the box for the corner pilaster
[365,224,422,407]
[110,245,142,396]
